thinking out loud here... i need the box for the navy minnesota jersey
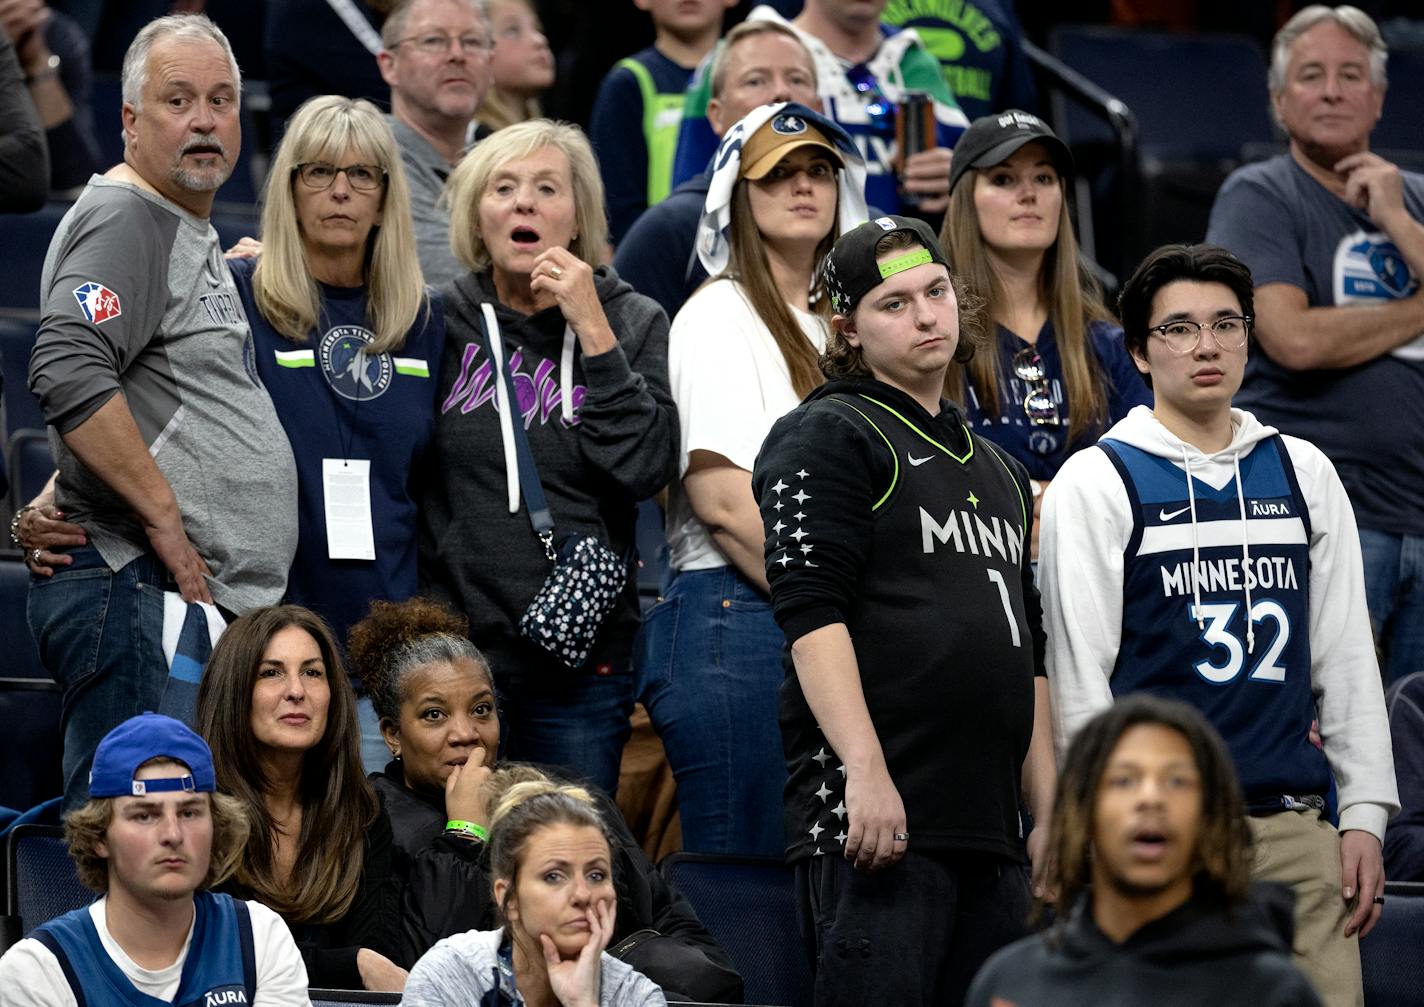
[1101,435,1330,807]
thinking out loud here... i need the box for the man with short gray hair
[377,0,491,284]
[1207,5,1424,698]
[26,13,298,812]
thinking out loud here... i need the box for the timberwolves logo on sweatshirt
[320,325,393,400]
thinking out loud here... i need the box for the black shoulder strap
[232,898,256,1004]
[32,928,89,1007]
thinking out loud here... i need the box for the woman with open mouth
[420,119,676,796]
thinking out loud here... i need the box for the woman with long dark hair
[196,604,405,991]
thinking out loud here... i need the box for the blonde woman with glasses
[940,111,1149,559]
[227,94,446,769]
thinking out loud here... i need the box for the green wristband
[445,819,489,842]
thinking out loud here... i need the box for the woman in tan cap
[637,102,866,858]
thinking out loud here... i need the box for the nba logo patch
[73,282,122,324]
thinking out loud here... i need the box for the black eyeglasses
[1013,346,1060,427]
[293,162,388,192]
[1148,315,1252,354]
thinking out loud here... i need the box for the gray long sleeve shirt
[29,177,298,613]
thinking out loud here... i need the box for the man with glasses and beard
[24,14,297,812]
[967,695,1322,1007]
[1040,243,1397,1007]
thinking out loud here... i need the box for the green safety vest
[617,56,686,206]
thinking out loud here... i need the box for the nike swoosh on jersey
[1159,505,1192,521]
[908,453,933,466]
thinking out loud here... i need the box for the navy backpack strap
[32,928,89,1007]
[232,899,256,1003]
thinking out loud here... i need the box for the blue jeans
[355,695,391,776]
[27,546,167,811]
[636,566,788,856]
[1358,529,1424,687]
[497,664,634,796]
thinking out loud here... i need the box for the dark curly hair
[346,597,493,724]
[1045,694,1252,925]
[820,230,988,380]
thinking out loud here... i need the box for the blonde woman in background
[474,0,555,132]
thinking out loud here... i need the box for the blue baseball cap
[89,713,217,798]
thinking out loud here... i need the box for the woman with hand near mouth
[226,95,446,773]
[423,120,675,795]
[403,777,667,1007]
[349,597,742,1002]
[940,111,1149,560]
[638,102,866,858]
[196,605,408,992]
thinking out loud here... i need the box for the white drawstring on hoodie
[1182,442,1255,654]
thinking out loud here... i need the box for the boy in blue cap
[0,713,310,1006]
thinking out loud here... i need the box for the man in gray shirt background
[377,0,492,286]
[26,13,297,811]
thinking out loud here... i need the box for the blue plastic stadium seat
[0,677,61,813]
[7,431,54,513]
[1361,881,1424,1007]
[3,824,91,940]
[659,853,812,1007]
[0,318,43,438]
[0,562,46,681]
[0,202,71,312]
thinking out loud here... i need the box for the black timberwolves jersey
[1101,435,1330,807]
[779,392,1036,861]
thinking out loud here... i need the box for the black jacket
[374,761,743,1002]
[966,882,1323,1007]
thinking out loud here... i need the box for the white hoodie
[1041,405,1398,840]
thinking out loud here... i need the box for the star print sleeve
[752,402,885,644]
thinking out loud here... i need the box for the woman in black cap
[940,110,1149,559]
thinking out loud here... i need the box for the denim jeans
[798,850,1031,1007]
[1357,529,1424,687]
[27,546,168,811]
[496,664,635,796]
[635,566,788,856]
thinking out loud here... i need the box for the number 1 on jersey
[986,569,1022,648]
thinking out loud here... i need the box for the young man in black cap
[0,713,309,1007]
[751,215,1054,1007]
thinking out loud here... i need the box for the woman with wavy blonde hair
[227,96,447,762]
[403,771,669,1006]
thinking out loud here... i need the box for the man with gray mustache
[25,13,297,812]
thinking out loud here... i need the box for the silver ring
[30,548,42,565]
[893,832,909,842]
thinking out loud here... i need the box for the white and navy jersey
[31,891,255,1007]
[1101,434,1331,808]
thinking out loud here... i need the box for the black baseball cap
[948,109,1073,195]
[824,215,950,316]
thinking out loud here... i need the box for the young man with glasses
[377,0,492,284]
[1040,243,1397,1007]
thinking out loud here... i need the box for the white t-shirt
[0,897,311,1007]
[666,278,828,571]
